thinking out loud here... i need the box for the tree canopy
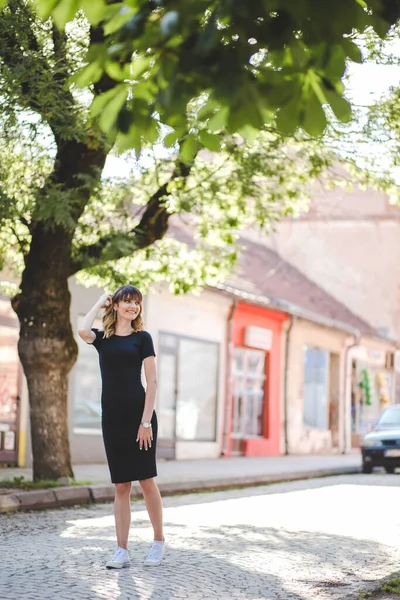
[11,0,400,160]
[0,0,344,299]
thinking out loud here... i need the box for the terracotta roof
[224,237,379,336]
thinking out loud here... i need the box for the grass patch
[382,578,400,594]
[0,476,92,490]
[356,576,400,599]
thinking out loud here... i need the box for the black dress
[88,328,158,483]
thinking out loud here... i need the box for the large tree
[28,0,400,155]
[0,0,397,480]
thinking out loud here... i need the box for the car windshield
[376,407,400,427]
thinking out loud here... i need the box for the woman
[78,284,165,569]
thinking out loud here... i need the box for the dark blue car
[361,404,400,474]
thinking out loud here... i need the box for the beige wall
[247,216,400,342]
[286,318,348,454]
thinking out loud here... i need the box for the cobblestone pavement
[1,473,400,600]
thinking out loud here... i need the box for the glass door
[157,332,220,457]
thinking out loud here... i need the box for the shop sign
[244,326,273,351]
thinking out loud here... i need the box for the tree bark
[11,222,78,480]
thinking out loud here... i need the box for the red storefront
[224,301,287,457]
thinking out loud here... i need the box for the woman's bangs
[122,291,141,304]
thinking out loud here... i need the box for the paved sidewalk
[0,453,362,513]
[1,453,361,486]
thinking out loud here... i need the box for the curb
[0,466,360,514]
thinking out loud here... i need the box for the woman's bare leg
[139,478,164,541]
[114,482,132,549]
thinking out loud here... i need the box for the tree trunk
[12,223,78,481]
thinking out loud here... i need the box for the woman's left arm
[138,356,157,450]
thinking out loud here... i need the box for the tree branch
[19,216,35,233]
[69,161,192,275]
[10,224,29,266]
[0,0,76,137]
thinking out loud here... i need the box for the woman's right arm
[78,293,111,344]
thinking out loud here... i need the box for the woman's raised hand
[99,293,112,309]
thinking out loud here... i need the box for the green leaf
[324,89,352,122]
[289,42,309,69]
[91,84,128,135]
[35,0,60,20]
[116,125,142,155]
[131,56,152,79]
[71,62,103,88]
[99,86,129,134]
[276,94,301,135]
[180,134,199,163]
[199,131,221,152]
[51,0,80,29]
[104,61,131,81]
[81,0,106,25]
[197,99,220,121]
[163,131,179,147]
[142,120,159,144]
[342,39,363,63]
[237,125,258,144]
[302,92,327,137]
[208,106,229,132]
[132,82,155,102]
[104,6,136,35]
[324,45,347,79]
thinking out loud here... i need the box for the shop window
[232,348,266,437]
[73,316,102,430]
[303,347,329,429]
[351,361,391,436]
[0,323,20,459]
[158,333,219,442]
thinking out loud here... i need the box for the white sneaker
[106,547,131,569]
[144,541,165,567]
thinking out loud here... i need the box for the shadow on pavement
[1,475,399,600]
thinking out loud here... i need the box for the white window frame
[232,348,266,438]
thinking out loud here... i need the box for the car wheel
[385,466,396,474]
[362,462,373,474]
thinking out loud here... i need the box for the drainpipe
[283,316,294,455]
[342,332,361,454]
[221,299,237,456]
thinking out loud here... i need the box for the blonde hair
[103,285,144,338]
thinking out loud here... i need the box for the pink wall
[228,302,287,457]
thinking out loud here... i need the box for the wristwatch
[141,421,152,428]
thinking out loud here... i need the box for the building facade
[2,225,398,466]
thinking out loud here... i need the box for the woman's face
[114,297,141,320]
